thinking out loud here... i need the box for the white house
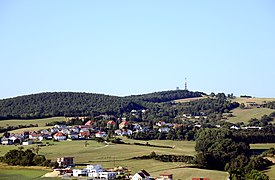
[99,172,117,179]
[230,125,240,130]
[158,127,170,133]
[68,132,79,139]
[22,141,33,146]
[87,164,103,178]
[132,170,152,180]
[73,169,88,177]
[1,137,12,145]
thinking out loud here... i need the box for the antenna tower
[185,78,188,90]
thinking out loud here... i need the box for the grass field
[174,96,208,103]
[0,117,66,128]
[226,107,275,124]
[233,97,275,105]
[265,165,275,180]
[0,164,53,180]
[1,141,275,179]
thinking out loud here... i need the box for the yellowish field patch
[174,96,208,103]
[226,107,275,124]
[233,97,275,105]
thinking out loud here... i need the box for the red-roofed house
[119,121,129,129]
[107,120,116,129]
[79,131,90,138]
[95,131,107,138]
[53,132,67,141]
[85,120,94,126]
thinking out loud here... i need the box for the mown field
[0,163,53,180]
[233,97,275,105]
[0,117,66,127]
[226,107,275,124]
[174,96,208,103]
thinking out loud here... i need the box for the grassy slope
[0,117,66,127]
[265,165,275,180]
[1,141,275,179]
[233,97,275,105]
[226,107,275,124]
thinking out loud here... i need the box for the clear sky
[0,0,274,99]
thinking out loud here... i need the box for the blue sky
[0,0,274,99]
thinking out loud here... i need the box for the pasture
[0,163,52,180]
[0,117,66,127]
[233,97,275,105]
[1,141,275,179]
[226,107,275,124]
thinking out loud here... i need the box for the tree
[194,129,250,170]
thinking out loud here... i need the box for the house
[1,137,12,145]
[115,129,133,136]
[132,170,152,180]
[54,124,67,130]
[57,157,74,167]
[158,127,170,133]
[53,132,67,141]
[98,172,117,179]
[9,135,24,144]
[87,164,103,178]
[107,120,116,129]
[119,121,129,129]
[79,130,91,138]
[61,128,70,135]
[29,133,43,140]
[73,169,88,177]
[95,131,107,138]
[85,120,94,126]
[156,173,173,180]
[22,141,33,146]
[156,121,166,127]
[243,126,263,130]
[230,125,240,130]
[68,132,79,139]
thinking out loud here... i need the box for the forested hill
[0,90,203,119]
[126,90,204,103]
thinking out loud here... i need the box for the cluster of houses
[53,157,173,180]
[0,117,180,146]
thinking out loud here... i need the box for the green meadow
[0,117,66,128]
[1,140,275,179]
[226,107,275,124]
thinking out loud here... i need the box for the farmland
[1,140,275,179]
[226,107,275,124]
[0,117,66,127]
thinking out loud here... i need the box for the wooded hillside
[0,90,203,119]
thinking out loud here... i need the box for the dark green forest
[0,90,203,119]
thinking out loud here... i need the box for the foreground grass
[0,164,52,180]
[226,107,275,124]
[0,117,66,128]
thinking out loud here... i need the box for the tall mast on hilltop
[185,77,188,90]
